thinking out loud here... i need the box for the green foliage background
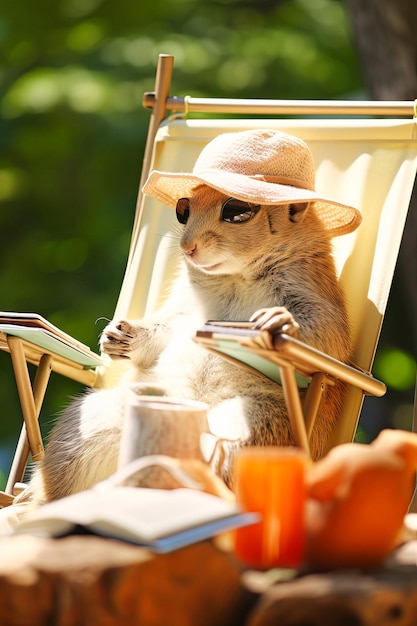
[0,0,415,482]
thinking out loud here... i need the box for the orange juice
[234,447,307,569]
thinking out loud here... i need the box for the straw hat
[142,129,362,237]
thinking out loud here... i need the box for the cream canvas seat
[1,53,417,505]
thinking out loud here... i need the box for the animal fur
[27,186,351,504]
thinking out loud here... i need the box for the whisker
[157,233,181,241]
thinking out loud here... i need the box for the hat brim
[142,169,362,237]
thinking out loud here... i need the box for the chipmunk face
[176,185,309,275]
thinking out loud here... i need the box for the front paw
[100,320,142,360]
[250,306,300,338]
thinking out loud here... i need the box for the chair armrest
[0,329,101,387]
[194,326,386,456]
[270,333,386,397]
[195,325,386,398]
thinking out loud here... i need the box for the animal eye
[221,198,261,223]
[176,198,190,224]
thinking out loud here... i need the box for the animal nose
[182,242,196,256]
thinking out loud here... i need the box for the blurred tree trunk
[346,0,417,354]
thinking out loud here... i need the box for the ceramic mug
[118,395,209,488]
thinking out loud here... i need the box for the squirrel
[25,129,359,504]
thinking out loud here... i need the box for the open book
[0,311,102,368]
[194,321,310,388]
[14,485,259,553]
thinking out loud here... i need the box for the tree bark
[345,0,417,353]
[346,0,417,100]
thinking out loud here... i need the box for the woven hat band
[251,174,315,192]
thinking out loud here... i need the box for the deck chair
[1,52,417,506]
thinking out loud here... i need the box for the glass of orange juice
[234,446,308,569]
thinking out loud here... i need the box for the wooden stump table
[0,534,253,626]
[244,540,417,626]
[1,534,417,626]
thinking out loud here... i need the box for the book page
[14,487,257,550]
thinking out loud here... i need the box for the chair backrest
[100,96,417,447]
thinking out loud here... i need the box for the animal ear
[289,202,309,223]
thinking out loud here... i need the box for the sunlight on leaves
[0,169,25,201]
[110,80,144,112]
[217,57,265,91]
[173,40,219,73]
[296,0,352,42]
[66,21,105,53]
[374,348,417,391]
[64,68,111,112]
[2,68,62,117]
[122,37,156,68]
[2,66,118,115]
